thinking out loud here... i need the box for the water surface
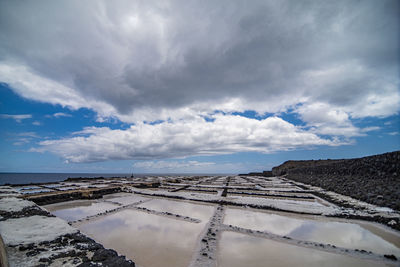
[79,209,207,267]
[43,200,118,222]
[224,208,400,256]
[137,198,215,221]
[218,232,387,267]
[101,192,149,205]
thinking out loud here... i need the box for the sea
[0,172,229,185]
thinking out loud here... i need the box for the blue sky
[0,1,399,173]
[1,83,398,173]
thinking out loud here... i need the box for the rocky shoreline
[271,151,400,211]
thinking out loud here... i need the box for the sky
[0,0,399,174]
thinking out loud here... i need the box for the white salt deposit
[0,186,20,197]
[0,215,78,245]
[0,197,34,212]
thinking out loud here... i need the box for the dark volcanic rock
[92,248,118,261]
[18,231,136,266]
[272,151,400,211]
[91,248,135,267]
[0,205,52,220]
[28,187,122,205]
[239,171,273,177]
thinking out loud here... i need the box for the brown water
[42,194,398,267]
[101,192,149,205]
[79,208,208,267]
[218,232,388,267]
[224,208,400,257]
[137,198,215,221]
[43,200,118,222]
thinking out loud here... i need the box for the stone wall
[272,151,400,211]
[239,171,273,177]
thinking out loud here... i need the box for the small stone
[384,254,397,261]
[92,248,118,262]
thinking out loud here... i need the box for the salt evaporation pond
[35,175,400,267]
[224,208,400,257]
[101,192,150,205]
[137,198,214,221]
[79,205,214,267]
[43,200,118,222]
[218,232,387,267]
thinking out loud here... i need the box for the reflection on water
[79,209,207,267]
[43,200,118,222]
[224,208,400,256]
[218,232,387,267]
[101,192,149,205]
[137,198,215,221]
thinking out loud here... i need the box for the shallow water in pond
[79,208,208,267]
[137,198,215,221]
[218,232,388,267]
[43,200,118,222]
[224,208,400,257]
[101,192,149,205]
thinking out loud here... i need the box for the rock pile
[272,151,400,211]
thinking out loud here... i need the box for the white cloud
[0,1,397,124]
[360,127,380,133]
[32,121,41,126]
[53,112,72,118]
[13,138,30,146]
[33,114,343,163]
[0,64,86,109]
[296,102,363,137]
[10,132,39,146]
[45,112,72,118]
[16,132,39,138]
[0,1,398,163]
[301,61,400,119]
[0,63,118,118]
[0,114,32,123]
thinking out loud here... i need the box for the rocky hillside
[272,151,400,211]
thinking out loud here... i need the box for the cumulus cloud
[0,0,398,123]
[33,114,343,163]
[0,63,117,118]
[296,102,363,137]
[0,0,398,163]
[0,114,32,123]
